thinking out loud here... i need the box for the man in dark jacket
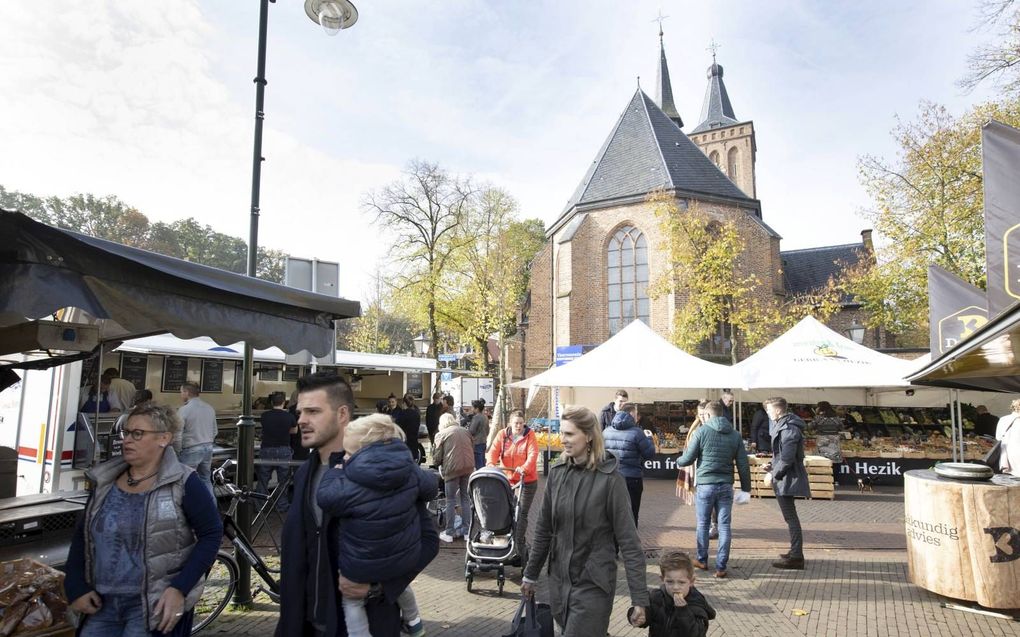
[604,404,656,526]
[675,401,751,579]
[750,406,771,453]
[764,397,810,570]
[424,392,445,447]
[276,373,438,637]
[599,389,629,431]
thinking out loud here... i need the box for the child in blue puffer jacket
[318,414,438,637]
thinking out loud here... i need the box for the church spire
[692,41,739,133]
[654,18,682,129]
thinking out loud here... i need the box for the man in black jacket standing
[424,392,445,447]
[599,389,629,430]
[764,397,810,570]
[276,373,438,637]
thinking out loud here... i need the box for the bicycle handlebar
[212,459,270,502]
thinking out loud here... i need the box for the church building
[519,33,884,380]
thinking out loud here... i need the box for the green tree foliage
[444,188,545,369]
[0,185,286,282]
[648,191,841,362]
[849,97,1020,345]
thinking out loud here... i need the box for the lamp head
[304,0,358,35]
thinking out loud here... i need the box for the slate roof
[656,37,682,128]
[554,89,754,234]
[781,242,865,300]
[692,63,739,133]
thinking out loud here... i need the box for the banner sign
[927,264,987,355]
[983,120,1020,317]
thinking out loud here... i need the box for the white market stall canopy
[728,316,919,405]
[115,334,437,374]
[508,320,737,398]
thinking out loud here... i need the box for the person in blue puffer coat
[318,414,438,637]
[604,403,656,526]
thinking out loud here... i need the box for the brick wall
[690,122,757,198]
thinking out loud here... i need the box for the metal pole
[234,0,271,607]
[956,390,965,461]
[948,390,958,463]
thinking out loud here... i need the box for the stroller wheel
[466,573,473,593]
[497,574,505,596]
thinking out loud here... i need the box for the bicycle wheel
[192,551,238,635]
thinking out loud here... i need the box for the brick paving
[201,478,1020,636]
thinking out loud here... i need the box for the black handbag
[981,417,1015,471]
[501,596,554,637]
[982,440,1003,470]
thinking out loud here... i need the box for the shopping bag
[501,596,554,637]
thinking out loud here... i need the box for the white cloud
[0,0,1005,307]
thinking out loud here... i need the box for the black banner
[161,356,189,393]
[927,265,987,355]
[120,354,148,390]
[983,120,1020,317]
[200,359,224,393]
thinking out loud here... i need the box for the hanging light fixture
[304,0,359,36]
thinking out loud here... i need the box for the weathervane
[653,9,669,38]
[708,39,721,64]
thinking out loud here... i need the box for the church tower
[655,26,683,129]
[689,48,757,199]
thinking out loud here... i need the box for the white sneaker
[439,531,455,543]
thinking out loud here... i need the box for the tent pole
[956,390,965,461]
[948,390,957,462]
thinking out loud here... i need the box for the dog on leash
[857,476,874,493]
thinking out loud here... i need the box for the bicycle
[192,460,282,635]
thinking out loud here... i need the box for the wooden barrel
[904,470,1020,608]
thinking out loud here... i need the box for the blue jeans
[473,443,486,470]
[179,443,214,493]
[79,593,148,637]
[696,483,734,571]
[257,446,293,511]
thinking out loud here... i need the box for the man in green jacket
[676,400,751,578]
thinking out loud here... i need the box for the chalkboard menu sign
[407,372,424,399]
[201,359,224,393]
[120,354,148,390]
[282,365,302,382]
[162,356,189,393]
[233,362,244,394]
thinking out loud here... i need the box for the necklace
[126,467,158,487]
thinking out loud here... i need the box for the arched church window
[709,151,720,167]
[607,225,649,335]
[727,147,739,180]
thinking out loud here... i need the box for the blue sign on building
[438,353,459,362]
[555,344,594,366]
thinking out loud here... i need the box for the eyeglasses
[120,428,164,441]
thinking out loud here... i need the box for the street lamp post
[236,0,358,606]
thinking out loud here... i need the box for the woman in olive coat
[521,406,650,635]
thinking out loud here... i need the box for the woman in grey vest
[65,403,222,636]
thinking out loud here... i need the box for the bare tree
[363,160,474,359]
[960,0,1020,94]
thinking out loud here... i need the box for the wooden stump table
[904,469,1020,609]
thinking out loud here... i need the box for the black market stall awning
[0,210,360,357]
[908,299,1020,392]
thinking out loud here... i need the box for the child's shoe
[402,618,425,636]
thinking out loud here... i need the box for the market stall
[731,317,999,486]
[510,320,739,471]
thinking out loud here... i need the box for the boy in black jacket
[630,551,716,637]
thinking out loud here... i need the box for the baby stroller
[464,467,523,595]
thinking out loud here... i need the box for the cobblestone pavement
[201,479,1020,636]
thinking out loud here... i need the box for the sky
[0,1,1002,303]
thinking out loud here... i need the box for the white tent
[731,316,915,403]
[509,320,738,407]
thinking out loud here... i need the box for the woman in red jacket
[487,410,539,560]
